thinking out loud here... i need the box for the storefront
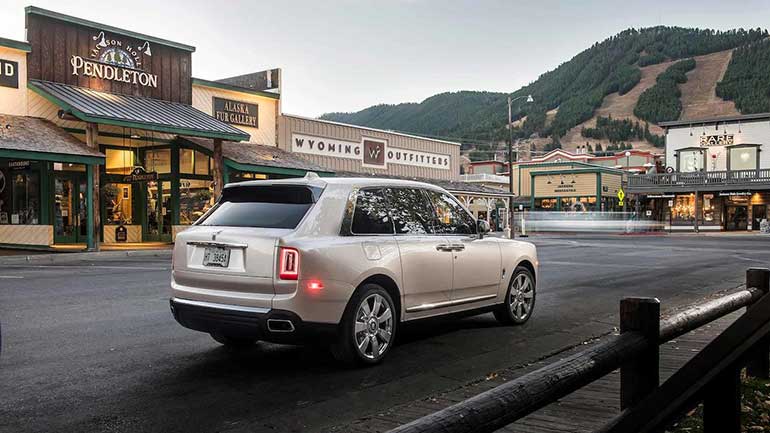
[0,6,331,250]
[628,113,770,231]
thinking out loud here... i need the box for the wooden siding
[0,225,53,246]
[278,115,461,181]
[534,172,598,197]
[0,47,28,116]
[26,14,192,104]
[602,173,623,197]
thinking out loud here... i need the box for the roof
[192,78,280,100]
[0,36,31,52]
[180,136,333,174]
[659,113,770,128]
[29,80,250,142]
[283,113,462,147]
[0,114,104,163]
[25,6,195,52]
[333,171,511,197]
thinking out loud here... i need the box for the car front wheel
[331,284,397,365]
[494,266,536,325]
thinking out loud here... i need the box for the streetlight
[507,94,534,239]
[625,150,631,169]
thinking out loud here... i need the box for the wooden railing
[628,169,770,188]
[387,268,770,433]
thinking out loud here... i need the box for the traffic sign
[617,187,625,202]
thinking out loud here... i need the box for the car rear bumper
[169,298,338,344]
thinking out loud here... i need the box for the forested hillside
[716,39,770,113]
[634,58,697,123]
[321,26,768,158]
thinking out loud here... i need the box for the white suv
[170,174,538,364]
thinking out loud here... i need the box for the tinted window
[386,188,434,235]
[352,188,394,234]
[197,185,320,229]
[426,190,476,235]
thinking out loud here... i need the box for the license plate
[203,246,230,267]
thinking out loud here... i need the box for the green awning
[29,80,250,142]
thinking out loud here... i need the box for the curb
[0,249,172,265]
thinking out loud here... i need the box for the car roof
[224,175,448,192]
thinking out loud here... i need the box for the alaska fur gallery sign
[291,133,451,170]
[213,97,258,128]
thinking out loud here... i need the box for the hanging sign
[719,191,751,197]
[122,166,158,183]
[115,225,128,242]
[0,59,19,89]
[213,97,258,128]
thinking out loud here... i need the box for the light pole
[507,94,534,239]
[625,150,631,169]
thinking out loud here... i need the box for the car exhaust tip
[267,319,295,333]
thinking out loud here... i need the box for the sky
[2,0,770,117]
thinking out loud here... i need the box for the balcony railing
[460,173,510,184]
[628,168,770,189]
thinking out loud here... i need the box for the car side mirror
[477,220,491,238]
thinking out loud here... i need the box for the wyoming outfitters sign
[291,133,450,170]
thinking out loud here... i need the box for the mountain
[320,26,770,160]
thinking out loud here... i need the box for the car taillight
[279,247,299,280]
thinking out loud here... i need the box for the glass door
[752,205,766,231]
[144,180,172,242]
[53,174,88,244]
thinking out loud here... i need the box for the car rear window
[197,185,322,229]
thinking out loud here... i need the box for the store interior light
[130,134,141,139]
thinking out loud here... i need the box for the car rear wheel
[494,266,536,325]
[210,332,258,349]
[331,284,397,365]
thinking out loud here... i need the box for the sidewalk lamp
[507,94,534,239]
[625,150,631,169]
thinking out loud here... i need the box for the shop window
[678,149,704,173]
[105,149,135,175]
[194,151,210,175]
[179,179,214,225]
[702,194,715,223]
[4,170,40,225]
[54,163,86,172]
[672,195,695,223]
[180,148,194,174]
[729,146,758,171]
[103,183,133,225]
[144,149,171,174]
[535,198,557,210]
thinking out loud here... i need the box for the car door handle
[435,244,454,252]
[450,244,465,251]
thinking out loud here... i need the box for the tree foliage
[634,58,696,123]
[581,116,666,147]
[716,39,770,113]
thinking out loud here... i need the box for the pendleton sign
[70,30,158,88]
[291,133,451,170]
[213,97,258,128]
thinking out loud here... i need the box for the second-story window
[678,149,704,173]
[729,146,758,171]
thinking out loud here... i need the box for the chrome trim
[405,293,497,313]
[266,319,296,333]
[171,297,271,314]
[435,244,454,251]
[187,241,249,249]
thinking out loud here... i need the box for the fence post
[746,267,770,379]
[620,297,660,410]
[704,366,741,433]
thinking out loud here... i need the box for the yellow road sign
[617,187,625,202]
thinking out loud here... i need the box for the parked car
[170,174,538,364]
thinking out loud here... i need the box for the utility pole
[506,94,534,239]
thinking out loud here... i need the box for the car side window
[351,188,394,235]
[425,190,477,235]
[385,188,434,235]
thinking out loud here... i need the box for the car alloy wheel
[353,293,394,360]
[509,272,534,321]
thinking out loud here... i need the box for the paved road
[1,234,769,433]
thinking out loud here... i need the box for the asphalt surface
[2,234,770,433]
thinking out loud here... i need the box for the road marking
[6,265,169,270]
[545,260,664,269]
[0,275,23,279]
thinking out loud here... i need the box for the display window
[672,194,695,223]
[678,149,704,173]
[729,146,758,171]
[0,161,41,225]
[103,183,133,225]
[105,149,135,175]
[144,149,171,174]
[179,179,214,225]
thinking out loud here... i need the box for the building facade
[0,6,508,249]
[627,113,770,231]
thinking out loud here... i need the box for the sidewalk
[324,309,742,433]
[0,245,172,265]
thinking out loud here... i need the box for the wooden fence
[388,268,770,433]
